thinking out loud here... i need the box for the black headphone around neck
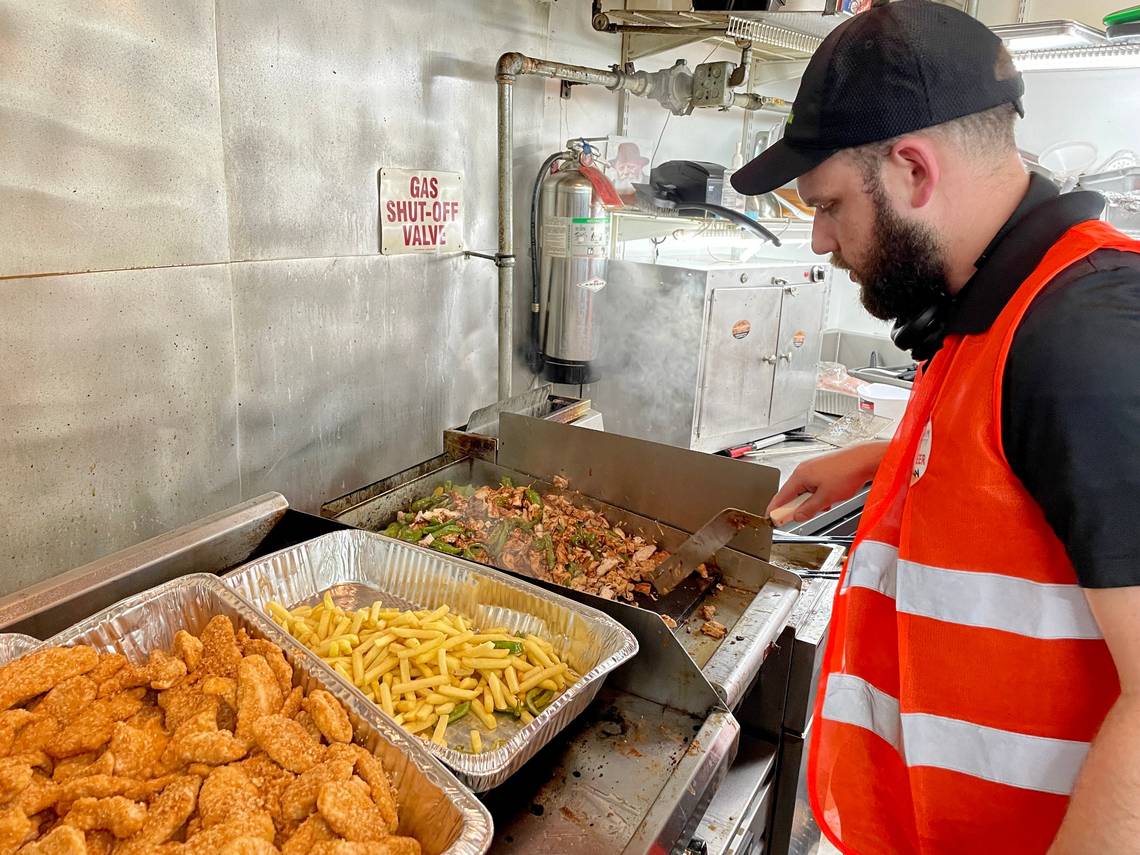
[890,294,955,361]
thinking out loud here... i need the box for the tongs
[648,494,811,597]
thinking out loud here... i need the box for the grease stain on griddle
[530,803,545,817]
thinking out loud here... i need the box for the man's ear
[885,135,941,210]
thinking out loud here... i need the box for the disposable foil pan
[0,632,41,663]
[21,573,492,855]
[222,529,639,791]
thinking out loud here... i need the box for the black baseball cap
[731,0,1024,196]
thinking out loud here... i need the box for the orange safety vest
[809,219,1140,855]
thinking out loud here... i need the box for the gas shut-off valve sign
[379,168,463,255]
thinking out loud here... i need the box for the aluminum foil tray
[0,632,41,663]
[222,529,639,791]
[19,573,492,855]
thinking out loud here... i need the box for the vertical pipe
[496,75,515,400]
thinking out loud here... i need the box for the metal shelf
[612,210,813,244]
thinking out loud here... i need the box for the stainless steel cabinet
[595,260,830,452]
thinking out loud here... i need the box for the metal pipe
[733,91,790,113]
[492,51,789,399]
[496,69,514,400]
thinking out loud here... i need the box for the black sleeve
[1002,250,1140,588]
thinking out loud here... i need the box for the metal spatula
[648,494,810,597]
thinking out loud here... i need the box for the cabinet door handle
[762,354,778,365]
[778,351,793,362]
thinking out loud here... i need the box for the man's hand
[1049,587,1140,853]
[766,441,889,523]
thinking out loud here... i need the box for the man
[731,2,1140,853]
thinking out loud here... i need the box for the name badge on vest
[912,420,933,485]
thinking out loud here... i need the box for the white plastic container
[858,383,912,438]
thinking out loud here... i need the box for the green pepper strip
[500,476,514,489]
[430,541,463,556]
[382,522,400,538]
[448,701,471,724]
[492,640,524,655]
[524,488,542,508]
[398,527,424,543]
[488,521,512,556]
[525,688,555,717]
[462,543,488,561]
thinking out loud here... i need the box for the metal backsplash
[0,0,615,594]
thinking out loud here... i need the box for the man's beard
[832,185,949,323]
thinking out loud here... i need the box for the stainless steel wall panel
[214,0,550,261]
[0,265,240,596]
[231,254,496,511]
[0,0,230,277]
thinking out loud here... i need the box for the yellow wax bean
[438,685,480,701]
[463,658,511,670]
[352,650,365,685]
[504,666,520,695]
[518,663,567,694]
[470,730,481,753]
[442,632,475,651]
[524,639,553,668]
[379,682,395,718]
[392,674,450,695]
[391,627,444,640]
[470,701,497,730]
[405,716,437,735]
[431,714,449,745]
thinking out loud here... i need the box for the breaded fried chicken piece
[235,752,294,827]
[251,716,324,774]
[14,823,87,855]
[0,710,36,758]
[18,772,61,815]
[0,806,32,853]
[301,692,351,745]
[279,758,353,822]
[81,830,115,855]
[339,745,398,834]
[236,656,284,741]
[48,691,146,760]
[218,838,280,855]
[309,840,422,855]
[87,654,127,687]
[280,814,336,855]
[238,638,293,699]
[173,631,204,672]
[179,813,275,855]
[116,775,200,852]
[171,709,248,767]
[0,647,98,712]
[197,766,261,828]
[316,779,390,843]
[63,796,147,839]
[35,677,97,725]
[197,617,244,680]
[109,716,169,780]
[52,751,115,784]
[0,756,35,803]
[279,687,304,720]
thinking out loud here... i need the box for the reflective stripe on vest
[842,540,1103,640]
[822,672,1090,796]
